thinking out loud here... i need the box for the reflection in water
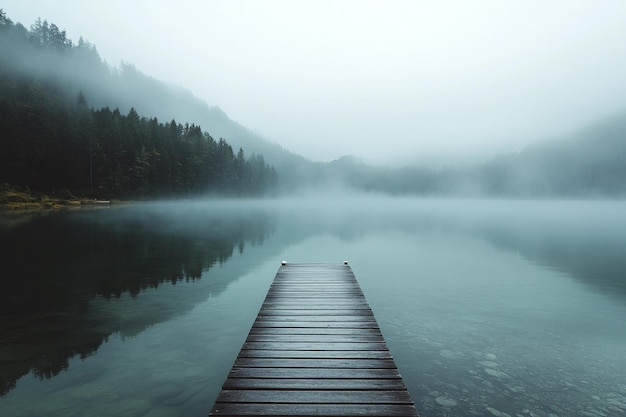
[286,198,626,299]
[0,202,275,397]
[483,213,626,299]
[1,198,625,417]
[425,199,626,299]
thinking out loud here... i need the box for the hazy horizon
[4,0,626,166]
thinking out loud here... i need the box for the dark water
[1,198,625,417]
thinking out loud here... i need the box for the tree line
[0,10,277,198]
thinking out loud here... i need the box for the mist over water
[3,6,626,417]
[1,197,625,417]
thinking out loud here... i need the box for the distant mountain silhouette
[311,114,626,197]
[469,113,626,196]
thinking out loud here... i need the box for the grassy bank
[0,184,110,211]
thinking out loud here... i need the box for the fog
[4,0,626,165]
[8,195,625,413]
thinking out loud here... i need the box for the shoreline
[0,184,114,212]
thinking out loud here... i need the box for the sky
[4,0,626,165]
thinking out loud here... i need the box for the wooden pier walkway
[209,262,418,416]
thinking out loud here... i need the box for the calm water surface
[1,198,625,417]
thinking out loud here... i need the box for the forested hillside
[469,115,626,197]
[0,11,276,198]
[317,115,626,197]
[2,9,624,199]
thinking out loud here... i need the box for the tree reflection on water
[0,203,275,396]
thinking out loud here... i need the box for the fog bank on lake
[1,197,625,417]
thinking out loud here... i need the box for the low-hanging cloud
[3,0,626,165]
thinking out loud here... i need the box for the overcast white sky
[4,0,626,164]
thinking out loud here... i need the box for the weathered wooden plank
[272,276,355,280]
[210,403,418,416]
[267,287,362,291]
[268,286,362,290]
[227,367,402,379]
[270,282,360,286]
[254,316,377,323]
[269,283,360,287]
[250,327,382,336]
[270,284,359,288]
[222,378,407,391]
[248,327,383,336]
[268,285,362,290]
[251,321,380,329]
[245,334,384,343]
[237,350,392,359]
[243,341,389,351]
[260,305,372,310]
[263,296,365,300]
[260,301,369,308]
[269,283,361,288]
[233,358,398,369]
[268,286,361,291]
[262,299,367,304]
[215,390,414,404]
[272,279,356,282]
[259,309,373,316]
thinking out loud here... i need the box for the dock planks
[209,263,418,416]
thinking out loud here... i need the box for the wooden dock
[209,263,418,417]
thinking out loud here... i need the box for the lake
[1,197,625,417]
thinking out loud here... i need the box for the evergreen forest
[0,11,277,199]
